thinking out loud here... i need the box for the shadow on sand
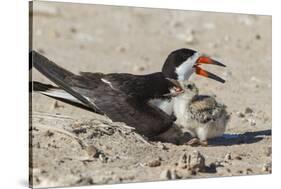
[208,129,271,146]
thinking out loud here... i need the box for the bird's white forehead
[175,52,201,81]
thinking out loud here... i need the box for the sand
[30,1,272,188]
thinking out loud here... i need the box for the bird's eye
[187,84,193,90]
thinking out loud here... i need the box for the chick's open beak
[194,56,226,83]
[165,78,184,97]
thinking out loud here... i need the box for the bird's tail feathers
[30,50,103,114]
[32,81,99,113]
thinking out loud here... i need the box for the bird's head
[181,81,199,96]
[176,81,199,102]
[162,48,226,83]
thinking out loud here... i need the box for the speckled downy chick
[173,81,230,146]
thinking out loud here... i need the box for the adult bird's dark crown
[162,48,226,83]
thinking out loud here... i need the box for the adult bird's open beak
[194,56,226,83]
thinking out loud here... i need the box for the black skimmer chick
[150,48,226,115]
[172,81,230,146]
[31,51,183,138]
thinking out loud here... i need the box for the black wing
[31,51,174,137]
[80,72,172,101]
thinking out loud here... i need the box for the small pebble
[160,169,172,180]
[115,45,127,53]
[99,154,108,163]
[70,27,77,33]
[178,153,188,169]
[224,153,232,161]
[54,101,64,108]
[237,170,243,174]
[85,145,98,158]
[246,168,253,174]
[185,35,196,44]
[255,34,261,40]
[116,43,131,53]
[147,159,161,167]
[245,107,254,114]
[235,156,242,160]
[214,160,223,167]
[236,112,245,118]
[179,153,187,163]
[36,142,41,148]
[76,177,94,185]
[160,169,180,180]
[72,127,87,134]
[262,162,272,173]
[188,151,206,172]
[45,130,54,137]
[157,142,168,150]
[170,169,180,179]
[248,118,256,126]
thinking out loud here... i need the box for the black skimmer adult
[172,81,230,146]
[150,48,226,115]
[31,50,183,138]
[31,48,226,139]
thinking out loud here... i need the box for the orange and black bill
[196,56,226,67]
[195,67,225,83]
[195,56,226,83]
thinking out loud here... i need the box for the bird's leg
[186,138,208,146]
[186,137,200,146]
[199,140,208,146]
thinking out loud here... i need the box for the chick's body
[173,81,230,143]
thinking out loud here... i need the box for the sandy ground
[30,1,272,188]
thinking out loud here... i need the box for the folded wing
[31,51,174,137]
